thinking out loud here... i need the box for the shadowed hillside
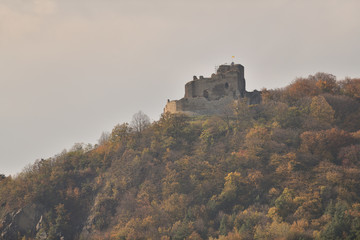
[1,73,360,240]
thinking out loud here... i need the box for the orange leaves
[300,128,355,162]
[287,78,319,100]
[316,79,338,94]
[285,73,340,103]
[340,78,360,100]
[314,73,338,94]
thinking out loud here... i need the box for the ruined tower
[164,63,261,115]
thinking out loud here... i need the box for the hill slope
[1,73,360,240]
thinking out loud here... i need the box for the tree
[233,98,253,130]
[110,123,131,143]
[319,201,351,240]
[98,131,110,145]
[285,77,319,102]
[323,94,360,131]
[310,72,339,94]
[274,188,296,219]
[338,144,360,167]
[300,128,354,163]
[340,78,360,100]
[131,111,151,133]
[244,126,272,164]
[309,95,335,128]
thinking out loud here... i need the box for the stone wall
[184,64,245,100]
[164,96,236,116]
[165,63,261,116]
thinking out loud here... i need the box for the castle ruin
[164,63,261,115]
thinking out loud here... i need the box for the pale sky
[1,0,360,175]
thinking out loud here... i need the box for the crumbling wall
[245,90,262,105]
[165,96,236,116]
[184,64,245,100]
[165,63,261,116]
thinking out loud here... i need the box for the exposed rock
[0,204,44,239]
[35,215,48,240]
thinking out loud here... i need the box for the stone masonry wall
[164,63,261,115]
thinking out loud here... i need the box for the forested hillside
[1,73,360,240]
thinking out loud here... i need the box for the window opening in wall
[225,82,229,89]
[203,90,209,99]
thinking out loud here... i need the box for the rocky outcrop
[0,204,44,239]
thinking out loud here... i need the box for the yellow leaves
[352,130,360,139]
[187,231,203,240]
[161,193,188,221]
[117,217,154,239]
[325,171,343,184]
[142,215,156,227]
[268,207,281,222]
[268,187,280,197]
[224,172,242,185]
[244,126,273,163]
[223,172,248,194]
[274,188,296,219]
[5,72,360,240]
[247,170,263,188]
[270,152,298,176]
[214,171,255,208]
[293,192,322,219]
[290,219,309,233]
[309,95,335,125]
[254,220,291,239]
[220,172,242,201]
[245,126,271,143]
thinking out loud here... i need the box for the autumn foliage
[1,73,360,239]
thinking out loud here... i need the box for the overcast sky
[1,0,360,175]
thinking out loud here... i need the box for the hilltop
[1,72,360,239]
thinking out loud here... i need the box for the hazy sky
[1,0,360,175]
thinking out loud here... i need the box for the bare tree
[98,131,110,145]
[131,111,151,133]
